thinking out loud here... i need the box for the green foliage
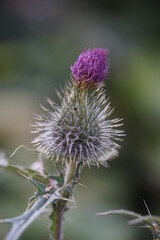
[0,157,49,185]
[0,155,72,240]
[49,171,64,187]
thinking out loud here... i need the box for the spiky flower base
[32,81,123,166]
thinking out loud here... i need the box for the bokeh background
[0,0,160,239]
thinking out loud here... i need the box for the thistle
[31,48,124,240]
[1,48,159,240]
[32,48,124,166]
[0,48,124,240]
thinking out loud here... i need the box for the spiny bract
[32,81,124,166]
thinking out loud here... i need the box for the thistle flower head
[32,49,124,166]
[32,84,123,166]
[71,48,109,84]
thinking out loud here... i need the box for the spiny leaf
[49,171,64,187]
[28,178,47,194]
[96,209,141,218]
[0,189,63,240]
[96,209,160,225]
[96,209,160,240]
[0,162,49,185]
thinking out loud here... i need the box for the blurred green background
[0,0,160,239]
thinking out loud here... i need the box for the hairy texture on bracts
[32,82,124,166]
[71,48,109,84]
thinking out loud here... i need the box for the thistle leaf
[96,209,141,219]
[0,189,63,240]
[49,171,64,187]
[27,177,47,194]
[96,209,160,239]
[96,209,160,225]
[0,161,49,185]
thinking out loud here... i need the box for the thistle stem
[54,160,78,240]
[64,160,77,185]
[54,203,63,240]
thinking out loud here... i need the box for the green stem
[54,160,78,240]
[64,161,77,185]
[54,203,64,240]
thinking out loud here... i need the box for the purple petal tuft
[71,48,109,84]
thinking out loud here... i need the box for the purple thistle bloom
[71,48,109,84]
[32,48,124,165]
